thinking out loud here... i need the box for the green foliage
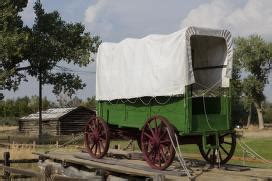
[0,0,29,91]
[0,96,54,118]
[263,102,272,123]
[232,35,272,128]
[1,1,101,98]
[23,1,101,96]
[234,35,272,102]
[81,96,96,109]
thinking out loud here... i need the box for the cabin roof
[20,107,94,121]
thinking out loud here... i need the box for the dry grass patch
[0,144,37,160]
[0,125,17,132]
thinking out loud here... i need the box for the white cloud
[20,0,35,26]
[180,0,272,39]
[83,0,203,42]
[84,0,107,24]
[84,0,111,38]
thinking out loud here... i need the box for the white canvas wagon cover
[96,26,233,101]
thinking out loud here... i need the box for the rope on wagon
[139,97,153,105]
[166,128,192,180]
[154,96,172,105]
[201,79,222,131]
[237,138,272,167]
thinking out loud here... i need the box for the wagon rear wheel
[198,132,236,165]
[141,115,176,170]
[84,117,110,159]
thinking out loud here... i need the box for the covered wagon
[84,26,236,170]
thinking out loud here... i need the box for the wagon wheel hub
[91,130,100,143]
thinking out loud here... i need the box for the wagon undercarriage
[84,115,236,170]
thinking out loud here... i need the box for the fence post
[3,152,10,179]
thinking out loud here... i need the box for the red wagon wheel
[84,117,110,159]
[198,132,236,164]
[141,115,176,170]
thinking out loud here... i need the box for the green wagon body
[97,89,231,135]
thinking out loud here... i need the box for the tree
[26,1,100,142]
[82,96,96,109]
[24,1,100,96]
[231,44,245,126]
[234,35,272,129]
[0,0,29,97]
[1,1,101,142]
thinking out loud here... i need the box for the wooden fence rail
[0,151,103,180]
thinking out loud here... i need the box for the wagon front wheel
[198,132,236,165]
[84,117,110,159]
[141,115,176,170]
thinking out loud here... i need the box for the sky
[3,0,272,101]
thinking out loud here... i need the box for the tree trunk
[246,104,252,128]
[38,71,43,144]
[254,101,264,129]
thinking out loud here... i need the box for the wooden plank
[0,165,42,178]
[0,159,39,164]
[74,152,186,177]
[34,152,185,180]
[221,165,250,172]
[53,175,101,181]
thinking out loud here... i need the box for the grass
[3,144,37,160]
[109,137,272,169]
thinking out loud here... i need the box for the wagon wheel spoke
[219,144,229,155]
[147,146,155,157]
[159,147,167,162]
[160,138,171,144]
[99,139,105,149]
[94,144,98,155]
[99,130,106,137]
[218,149,223,162]
[94,118,98,127]
[97,143,101,156]
[205,148,211,158]
[151,151,157,163]
[158,122,163,136]
[90,143,95,151]
[88,124,95,132]
[144,132,153,140]
[220,133,230,138]
[159,130,168,140]
[154,117,158,135]
[157,151,162,167]
[223,141,231,145]
[147,123,156,137]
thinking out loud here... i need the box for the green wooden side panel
[150,97,187,132]
[190,96,230,133]
[98,94,231,135]
[98,97,187,132]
